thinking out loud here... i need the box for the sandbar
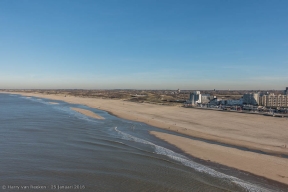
[71,107,104,120]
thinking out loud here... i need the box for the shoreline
[151,131,288,185]
[99,106,288,156]
[49,102,59,105]
[3,92,288,155]
[2,91,288,185]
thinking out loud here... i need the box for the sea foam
[115,127,274,192]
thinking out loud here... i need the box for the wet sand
[151,131,288,185]
[3,91,288,185]
[71,107,104,120]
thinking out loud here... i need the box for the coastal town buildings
[208,98,222,105]
[201,94,212,104]
[186,88,288,108]
[189,91,201,105]
[243,93,260,105]
[189,91,212,105]
[226,99,243,105]
[259,93,288,107]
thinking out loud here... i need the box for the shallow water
[0,94,287,192]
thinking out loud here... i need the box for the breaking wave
[115,127,273,192]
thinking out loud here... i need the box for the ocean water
[0,93,287,192]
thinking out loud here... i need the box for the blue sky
[0,0,287,89]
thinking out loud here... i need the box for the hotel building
[260,94,288,107]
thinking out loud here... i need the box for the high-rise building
[243,93,259,105]
[189,91,212,105]
[285,87,288,95]
[189,91,201,105]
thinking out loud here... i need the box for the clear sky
[0,0,287,90]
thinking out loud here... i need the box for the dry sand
[3,91,288,184]
[151,131,288,185]
[71,107,104,120]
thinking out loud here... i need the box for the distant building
[243,93,260,105]
[189,91,212,105]
[189,91,201,105]
[201,94,211,104]
[209,98,222,105]
[220,100,228,105]
[226,99,243,106]
[258,88,288,107]
[260,93,288,107]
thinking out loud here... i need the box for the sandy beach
[71,107,104,120]
[3,91,288,185]
[151,131,288,184]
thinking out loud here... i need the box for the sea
[0,93,287,192]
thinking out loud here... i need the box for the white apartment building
[259,94,288,107]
